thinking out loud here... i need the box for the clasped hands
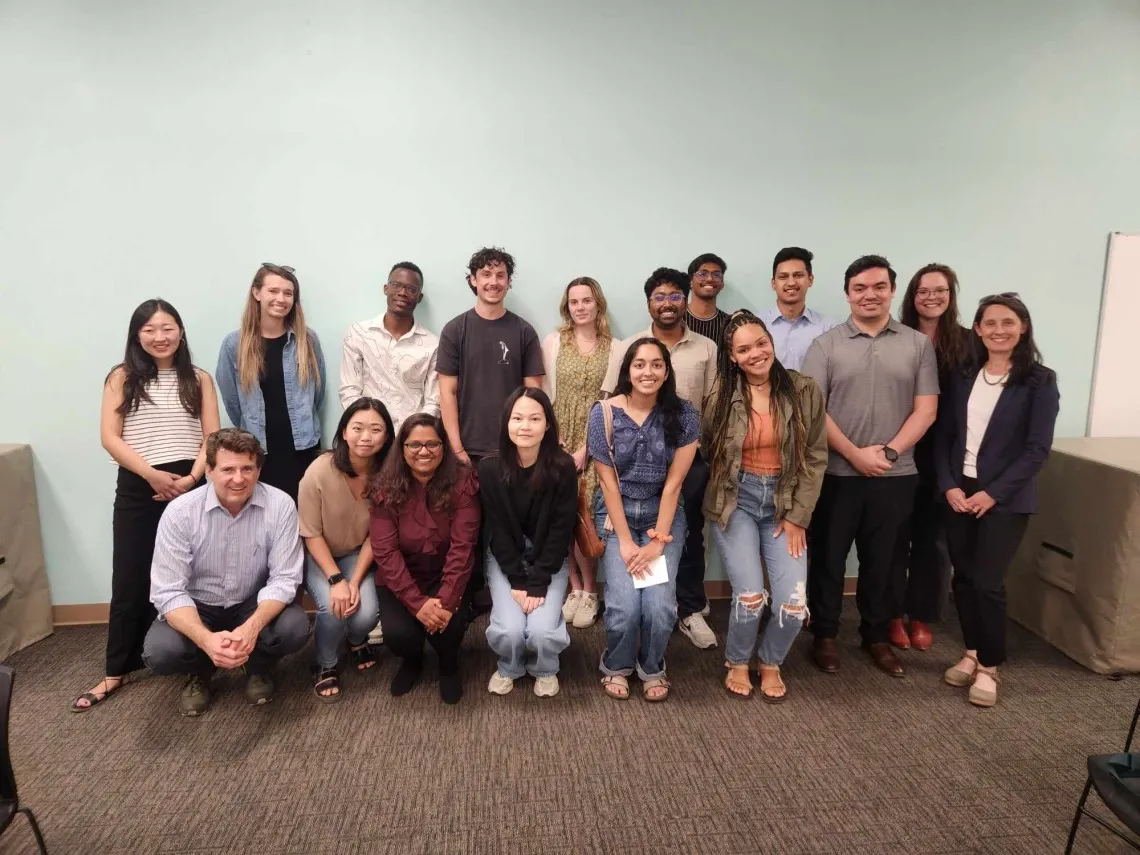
[946,488,996,518]
[618,537,664,579]
[850,445,893,477]
[201,620,261,669]
[415,598,454,634]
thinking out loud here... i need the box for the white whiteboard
[1089,233,1140,437]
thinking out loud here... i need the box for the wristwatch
[328,573,345,586]
[883,446,899,462]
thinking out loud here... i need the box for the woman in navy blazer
[935,293,1059,708]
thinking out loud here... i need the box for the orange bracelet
[647,528,674,544]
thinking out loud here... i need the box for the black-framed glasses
[386,281,423,296]
[694,271,724,281]
[404,440,443,452]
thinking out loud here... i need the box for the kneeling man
[143,428,309,716]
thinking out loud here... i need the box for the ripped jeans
[711,472,809,667]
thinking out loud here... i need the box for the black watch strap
[327,573,345,586]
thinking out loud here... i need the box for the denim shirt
[587,399,701,500]
[216,328,326,450]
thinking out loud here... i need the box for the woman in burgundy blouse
[370,413,480,704]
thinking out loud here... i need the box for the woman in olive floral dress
[542,277,619,628]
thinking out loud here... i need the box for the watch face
[885,447,898,462]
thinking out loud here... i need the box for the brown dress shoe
[907,620,933,651]
[812,637,841,673]
[864,642,906,677]
[888,618,911,649]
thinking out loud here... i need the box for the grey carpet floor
[1,600,1135,855]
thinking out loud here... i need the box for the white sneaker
[533,675,560,698]
[367,620,383,646]
[678,614,717,649]
[487,672,515,695]
[562,590,584,623]
[572,593,599,629]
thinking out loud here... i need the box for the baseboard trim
[51,579,859,626]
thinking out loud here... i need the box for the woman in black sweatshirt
[478,387,578,698]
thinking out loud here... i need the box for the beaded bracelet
[646,528,674,544]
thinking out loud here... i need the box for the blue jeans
[711,472,808,667]
[305,549,380,669]
[595,492,686,681]
[484,546,571,679]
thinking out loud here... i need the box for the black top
[260,334,295,454]
[934,364,1059,515]
[685,308,732,355]
[436,310,545,457]
[477,451,578,597]
[914,324,972,478]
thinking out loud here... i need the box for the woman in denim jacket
[702,310,828,702]
[216,262,326,502]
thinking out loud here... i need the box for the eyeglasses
[651,293,686,305]
[916,287,950,298]
[693,271,724,282]
[404,440,443,452]
[261,263,295,275]
[980,291,1021,302]
[386,281,423,296]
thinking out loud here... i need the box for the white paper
[632,555,669,589]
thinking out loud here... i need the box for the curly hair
[643,267,690,300]
[371,413,469,514]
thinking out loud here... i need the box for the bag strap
[599,397,621,531]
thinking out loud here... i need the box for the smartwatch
[327,573,345,586]
[883,446,899,463]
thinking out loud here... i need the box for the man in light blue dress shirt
[758,246,836,371]
[143,428,308,716]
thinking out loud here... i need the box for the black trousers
[466,454,487,596]
[376,584,471,675]
[106,460,194,676]
[259,445,320,504]
[808,473,918,644]
[142,595,310,679]
[943,478,1029,668]
[677,449,710,620]
[892,467,952,622]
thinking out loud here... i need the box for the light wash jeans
[485,545,571,679]
[305,549,380,669]
[711,472,809,667]
[595,492,686,681]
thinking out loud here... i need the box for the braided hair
[705,310,809,484]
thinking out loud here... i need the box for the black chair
[1066,693,1140,853]
[0,664,48,854]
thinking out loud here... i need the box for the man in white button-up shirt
[339,261,440,431]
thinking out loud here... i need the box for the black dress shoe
[439,671,463,705]
[390,658,423,697]
[812,637,841,673]
[863,642,905,677]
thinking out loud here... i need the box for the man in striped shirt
[143,428,308,716]
[684,252,732,356]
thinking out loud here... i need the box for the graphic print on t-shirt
[498,340,510,365]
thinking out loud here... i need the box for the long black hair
[494,387,564,491]
[612,337,686,447]
[329,397,395,478]
[372,413,468,514]
[111,299,201,417]
[900,263,970,372]
[971,293,1051,386]
[705,310,808,484]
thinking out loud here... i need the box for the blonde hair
[236,263,322,392]
[557,276,613,346]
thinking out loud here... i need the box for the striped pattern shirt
[119,369,203,465]
[150,481,303,616]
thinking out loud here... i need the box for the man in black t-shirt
[684,252,732,356]
[438,247,545,464]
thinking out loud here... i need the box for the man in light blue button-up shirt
[143,428,308,716]
[759,246,836,371]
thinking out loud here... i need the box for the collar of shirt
[843,316,902,338]
[761,305,823,327]
[635,325,698,350]
[204,481,268,519]
[365,315,426,343]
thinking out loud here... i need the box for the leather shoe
[864,642,906,677]
[888,618,911,649]
[811,637,841,673]
[907,620,933,651]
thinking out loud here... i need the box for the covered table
[0,444,53,660]
[1007,437,1140,674]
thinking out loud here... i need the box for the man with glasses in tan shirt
[602,267,718,649]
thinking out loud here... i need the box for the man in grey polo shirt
[800,255,938,677]
[602,267,719,649]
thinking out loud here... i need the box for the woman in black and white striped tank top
[71,299,220,713]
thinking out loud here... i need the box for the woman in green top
[541,276,619,629]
